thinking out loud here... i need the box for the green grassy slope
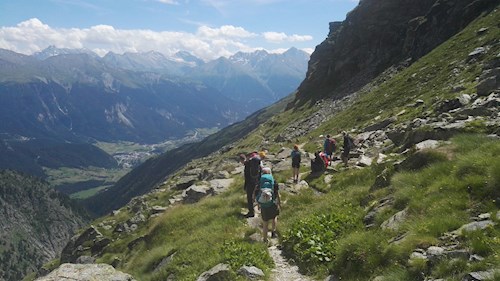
[49,7,500,281]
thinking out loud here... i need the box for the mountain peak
[34,45,98,60]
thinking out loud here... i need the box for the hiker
[256,167,280,242]
[323,134,336,164]
[291,144,301,183]
[241,152,261,217]
[341,131,355,167]
[311,151,326,173]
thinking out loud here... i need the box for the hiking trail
[244,190,313,281]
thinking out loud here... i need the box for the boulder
[182,185,214,204]
[363,117,397,132]
[209,178,234,194]
[463,270,498,281]
[381,208,408,231]
[357,155,373,167]
[453,220,495,235]
[196,263,232,281]
[35,263,136,281]
[174,175,198,190]
[237,266,264,280]
[415,139,440,150]
[61,226,111,263]
[151,205,168,215]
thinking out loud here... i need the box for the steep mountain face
[0,170,87,281]
[296,0,497,102]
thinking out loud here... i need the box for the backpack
[291,150,301,163]
[258,174,275,207]
[248,155,261,183]
[325,138,336,154]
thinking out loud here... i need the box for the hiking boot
[244,212,255,218]
[271,231,277,238]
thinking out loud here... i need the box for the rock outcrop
[35,263,136,281]
[0,170,87,281]
[296,0,497,102]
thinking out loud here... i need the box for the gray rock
[151,205,168,214]
[381,208,408,231]
[363,117,396,132]
[324,275,340,281]
[209,178,234,194]
[454,220,495,235]
[477,27,489,35]
[174,175,198,190]
[276,147,293,159]
[75,256,95,264]
[415,139,439,150]
[153,252,177,273]
[410,251,427,260]
[196,263,232,281]
[462,270,498,281]
[477,76,497,96]
[35,263,136,281]
[237,266,264,280]
[426,246,445,256]
[357,155,373,167]
[61,225,110,263]
[458,94,472,105]
[478,213,491,220]
[468,47,486,59]
[452,85,466,93]
[182,185,214,203]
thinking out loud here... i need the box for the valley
[44,127,219,199]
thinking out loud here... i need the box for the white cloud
[197,25,257,38]
[263,31,312,43]
[0,18,265,61]
[156,0,179,4]
[0,18,309,61]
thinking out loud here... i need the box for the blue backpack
[258,174,275,208]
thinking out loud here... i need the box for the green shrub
[221,240,273,272]
[281,211,358,274]
[333,231,390,278]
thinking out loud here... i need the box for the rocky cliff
[0,170,87,281]
[295,0,497,103]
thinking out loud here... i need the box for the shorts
[261,204,279,221]
[292,160,300,168]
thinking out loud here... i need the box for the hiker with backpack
[310,151,327,173]
[291,144,301,183]
[240,151,262,218]
[323,134,336,164]
[341,131,355,167]
[256,167,280,243]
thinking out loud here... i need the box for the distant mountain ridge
[0,47,308,177]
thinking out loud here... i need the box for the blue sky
[0,0,359,60]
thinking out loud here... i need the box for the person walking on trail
[341,131,355,167]
[323,134,336,164]
[256,167,280,243]
[291,144,301,183]
[241,152,262,218]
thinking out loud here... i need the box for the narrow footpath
[245,199,312,281]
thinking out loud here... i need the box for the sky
[0,0,359,61]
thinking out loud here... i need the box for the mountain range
[0,47,309,178]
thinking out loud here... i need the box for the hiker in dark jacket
[241,152,261,217]
[290,144,301,183]
[323,134,336,164]
[311,151,326,173]
[341,131,354,167]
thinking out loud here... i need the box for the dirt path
[245,198,312,281]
